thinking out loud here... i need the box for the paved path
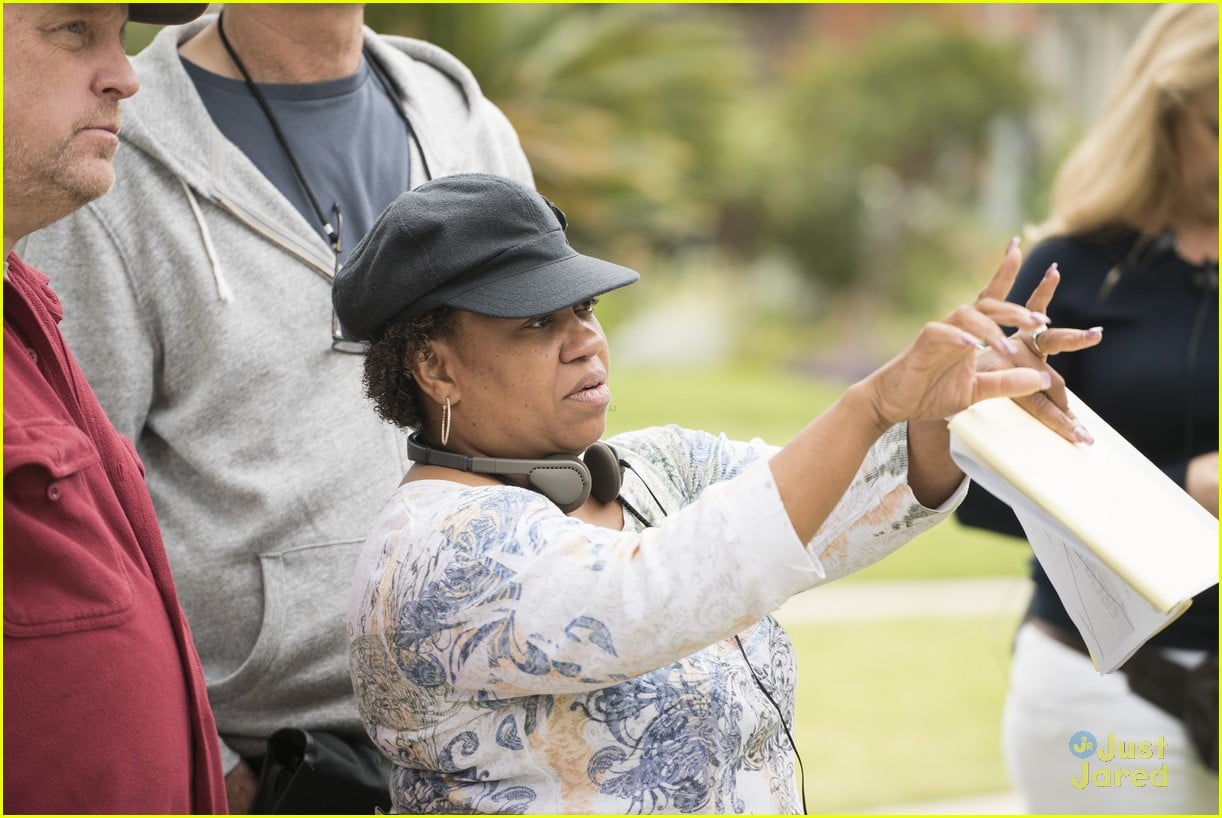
[853,790,1022,814]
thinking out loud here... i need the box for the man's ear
[409,340,459,406]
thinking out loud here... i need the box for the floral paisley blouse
[348,424,964,813]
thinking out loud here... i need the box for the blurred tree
[747,16,1035,307]
[367,3,754,270]
[369,5,1033,305]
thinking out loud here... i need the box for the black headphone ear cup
[583,442,624,504]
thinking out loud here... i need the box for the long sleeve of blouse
[351,424,963,697]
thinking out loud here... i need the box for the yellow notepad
[948,390,1218,672]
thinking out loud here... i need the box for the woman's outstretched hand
[769,237,1104,541]
[859,238,1102,442]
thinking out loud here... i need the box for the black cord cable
[362,44,431,183]
[735,635,809,814]
[215,15,426,248]
[620,459,806,813]
[621,460,670,518]
[619,495,653,529]
[216,12,340,255]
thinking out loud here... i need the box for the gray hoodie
[21,15,533,772]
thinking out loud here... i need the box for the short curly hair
[362,307,458,431]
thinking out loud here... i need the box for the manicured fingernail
[1041,372,1053,389]
[962,331,983,347]
[1030,311,1050,324]
[1003,337,1019,355]
[1085,326,1103,339]
[1007,236,1021,253]
[1044,262,1058,277]
[1074,422,1094,445]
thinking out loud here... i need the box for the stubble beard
[3,125,119,237]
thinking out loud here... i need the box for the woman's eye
[577,299,599,315]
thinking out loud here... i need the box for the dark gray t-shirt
[183,56,411,262]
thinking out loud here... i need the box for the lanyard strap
[214,13,429,258]
[216,11,342,256]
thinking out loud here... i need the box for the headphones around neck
[406,432,623,513]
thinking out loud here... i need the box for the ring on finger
[1030,324,1049,356]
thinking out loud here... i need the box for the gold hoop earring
[441,397,452,447]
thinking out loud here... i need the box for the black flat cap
[127,4,208,25]
[333,174,640,341]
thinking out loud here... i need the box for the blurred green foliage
[761,20,1034,305]
[367,4,752,270]
[367,4,1035,306]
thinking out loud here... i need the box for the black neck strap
[216,11,340,255]
[362,41,431,183]
[214,13,429,258]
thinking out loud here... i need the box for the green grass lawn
[780,614,1023,812]
[604,362,844,445]
[608,363,1031,809]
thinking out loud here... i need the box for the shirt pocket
[4,421,135,636]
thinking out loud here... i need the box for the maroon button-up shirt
[3,253,226,814]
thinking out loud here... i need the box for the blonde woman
[956,4,1218,812]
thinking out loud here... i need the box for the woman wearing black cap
[336,173,1099,814]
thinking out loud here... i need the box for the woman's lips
[566,383,611,405]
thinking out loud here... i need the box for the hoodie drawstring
[180,179,232,303]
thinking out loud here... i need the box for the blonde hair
[1030,3,1218,243]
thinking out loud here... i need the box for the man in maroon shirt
[3,4,226,813]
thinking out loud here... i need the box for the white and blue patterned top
[349,424,966,813]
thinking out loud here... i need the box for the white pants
[1002,622,1217,814]
[1002,626,1212,811]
